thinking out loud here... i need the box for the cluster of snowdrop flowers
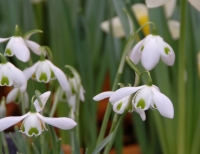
[94,84,174,121]
[0,91,77,137]
[130,34,175,70]
[0,25,42,62]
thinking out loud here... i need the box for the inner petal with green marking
[116,102,123,111]
[1,76,9,86]
[28,127,39,136]
[5,48,13,56]
[164,47,170,55]
[136,99,146,109]
[39,72,48,82]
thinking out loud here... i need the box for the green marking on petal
[62,92,67,99]
[116,102,123,111]
[21,124,25,132]
[5,49,12,56]
[164,47,170,55]
[39,73,48,82]
[32,73,36,79]
[50,70,55,79]
[28,127,39,136]
[1,76,9,85]
[140,46,144,52]
[136,99,145,109]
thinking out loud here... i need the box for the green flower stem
[177,0,187,153]
[140,71,153,86]
[1,132,9,154]
[35,90,42,108]
[40,134,45,154]
[96,21,152,146]
[21,93,26,115]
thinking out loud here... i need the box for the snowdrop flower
[23,59,71,97]
[0,54,27,91]
[130,34,175,70]
[109,85,174,119]
[6,88,29,109]
[0,91,77,137]
[93,91,146,121]
[0,97,6,119]
[146,0,200,11]
[0,25,42,62]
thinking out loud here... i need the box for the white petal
[151,87,174,118]
[100,17,125,38]
[93,91,114,101]
[47,61,71,95]
[0,37,10,43]
[8,62,27,92]
[159,40,175,66]
[130,40,143,64]
[21,113,44,137]
[113,96,129,114]
[109,86,145,103]
[0,63,13,86]
[168,20,180,40]
[0,112,30,131]
[141,36,161,70]
[164,0,176,18]
[22,91,29,109]
[68,95,76,112]
[6,88,19,104]
[188,0,200,11]
[25,40,42,55]
[145,0,169,8]
[79,86,85,102]
[34,91,51,112]
[131,3,148,20]
[135,108,146,121]
[36,113,77,130]
[35,61,51,83]
[0,99,6,118]
[6,37,30,62]
[23,62,40,80]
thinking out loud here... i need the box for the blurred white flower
[0,25,42,62]
[130,34,175,70]
[0,60,27,91]
[109,85,174,119]
[23,59,71,96]
[168,20,180,40]
[164,0,177,18]
[93,90,146,121]
[146,0,200,11]
[30,0,44,4]
[0,97,6,119]
[0,91,77,137]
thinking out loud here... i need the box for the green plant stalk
[177,0,187,153]
[1,132,9,154]
[0,132,2,153]
[40,134,45,154]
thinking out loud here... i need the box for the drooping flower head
[0,25,43,62]
[0,91,77,137]
[130,34,175,70]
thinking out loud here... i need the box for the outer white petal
[79,86,85,102]
[34,91,51,112]
[47,61,71,94]
[6,37,30,62]
[100,17,125,38]
[164,0,176,18]
[135,108,146,121]
[6,88,19,104]
[25,40,42,55]
[68,95,76,112]
[131,3,148,20]
[188,0,200,11]
[113,96,129,114]
[151,87,174,118]
[145,0,169,8]
[159,40,175,66]
[36,113,77,130]
[21,113,44,137]
[130,40,143,64]
[0,112,30,131]
[23,62,40,80]
[168,20,180,40]
[109,86,145,103]
[35,61,51,83]
[0,37,10,43]
[141,36,161,70]
[8,62,27,92]
[93,91,114,101]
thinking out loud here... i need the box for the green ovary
[1,76,9,85]
[28,127,39,136]
[136,99,146,109]
[116,102,123,111]
[164,47,170,55]
[39,73,48,82]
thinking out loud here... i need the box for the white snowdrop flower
[109,85,174,119]
[23,59,71,96]
[0,25,42,62]
[0,97,6,119]
[168,20,180,40]
[130,34,175,70]
[6,88,29,109]
[0,56,27,91]
[93,90,146,121]
[0,91,77,137]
